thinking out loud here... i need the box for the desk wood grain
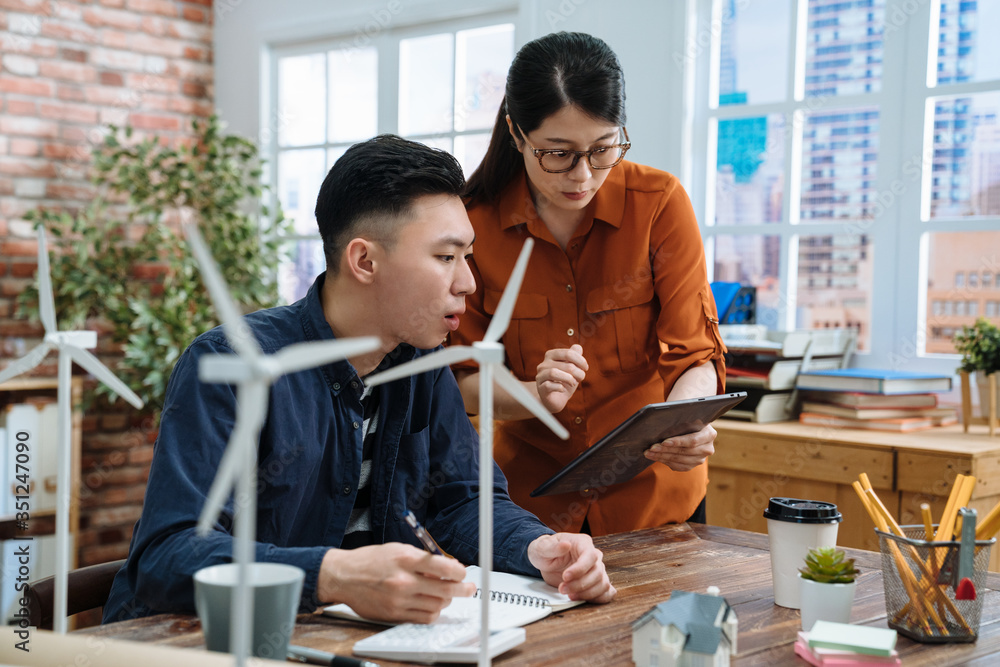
[82,523,1000,666]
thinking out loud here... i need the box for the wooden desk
[82,524,1000,666]
[709,420,1000,570]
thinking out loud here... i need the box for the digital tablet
[529,392,747,498]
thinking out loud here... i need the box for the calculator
[351,620,526,664]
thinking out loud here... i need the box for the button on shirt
[103,273,552,623]
[452,161,726,536]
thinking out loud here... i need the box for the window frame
[263,9,517,267]
[686,0,1000,374]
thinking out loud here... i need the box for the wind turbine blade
[63,346,144,410]
[197,382,269,535]
[0,342,54,385]
[182,223,262,360]
[196,437,240,535]
[272,336,381,377]
[493,367,569,439]
[483,238,534,344]
[36,227,57,334]
[365,346,476,387]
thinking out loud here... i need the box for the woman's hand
[643,423,717,471]
[536,344,589,413]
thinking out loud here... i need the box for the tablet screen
[529,392,747,498]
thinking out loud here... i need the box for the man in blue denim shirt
[104,135,615,625]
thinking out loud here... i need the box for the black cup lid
[763,497,842,524]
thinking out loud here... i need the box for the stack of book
[721,326,856,423]
[795,369,956,433]
[795,622,900,666]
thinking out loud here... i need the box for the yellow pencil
[934,474,967,543]
[921,503,934,542]
[975,498,1000,540]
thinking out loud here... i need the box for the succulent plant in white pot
[799,546,860,632]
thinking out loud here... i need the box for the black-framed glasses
[519,127,631,173]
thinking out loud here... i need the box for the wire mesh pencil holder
[877,526,994,643]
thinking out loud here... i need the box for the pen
[287,643,380,667]
[403,509,454,558]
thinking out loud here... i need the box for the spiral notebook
[323,566,584,630]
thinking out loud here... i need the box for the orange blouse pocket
[585,276,657,375]
[484,288,549,378]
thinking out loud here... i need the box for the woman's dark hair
[464,32,626,205]
[315,134,465,272]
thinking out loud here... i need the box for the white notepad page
[324,565,583,630]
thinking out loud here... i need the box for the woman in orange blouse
[451,32,726,536]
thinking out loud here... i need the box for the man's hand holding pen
[315,511,614,625]
[314,510,473,624]
[316,542,475,625]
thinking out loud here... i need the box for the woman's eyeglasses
[519,127,631,173]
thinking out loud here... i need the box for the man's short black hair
[315,134,466,272]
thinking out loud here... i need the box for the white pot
[799,575,856,632]
[975,371,999,419]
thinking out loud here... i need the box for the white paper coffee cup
[763,497,841,609]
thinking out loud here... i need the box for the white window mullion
[868,0,924,366]
[707,0,722,111]
[781,0,805,332]
[689,0,715,233]
[784,233,800,332]
[677,0,699,190]
[264,46,281,246]
[790,0,807,103]
[891,0,936,365]
[452,31,464,134]
[704,116,718,231]
[378,32,398,136]
[780,107,804,332]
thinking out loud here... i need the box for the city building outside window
[691,0,1000,363]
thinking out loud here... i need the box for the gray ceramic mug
[193,562,305,660]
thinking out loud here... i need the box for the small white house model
[631,587,738,667]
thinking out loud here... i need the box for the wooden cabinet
[708,419,1000,571]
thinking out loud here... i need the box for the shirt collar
[496,165,628,231]
[592,161,626,229]
[298,272,417,396]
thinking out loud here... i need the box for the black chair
[23,558,126,630]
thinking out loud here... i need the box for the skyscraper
[931,1,978,217]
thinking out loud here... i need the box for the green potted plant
[17,115,288,419]
[798,546,860,631]
[953,317,1000,420]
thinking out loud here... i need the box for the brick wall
[0,0,214,621]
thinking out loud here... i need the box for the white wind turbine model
[365,238,568,667]
[0,227,144,634]
[183,223,380,666]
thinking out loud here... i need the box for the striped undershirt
[340,385,379,550]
